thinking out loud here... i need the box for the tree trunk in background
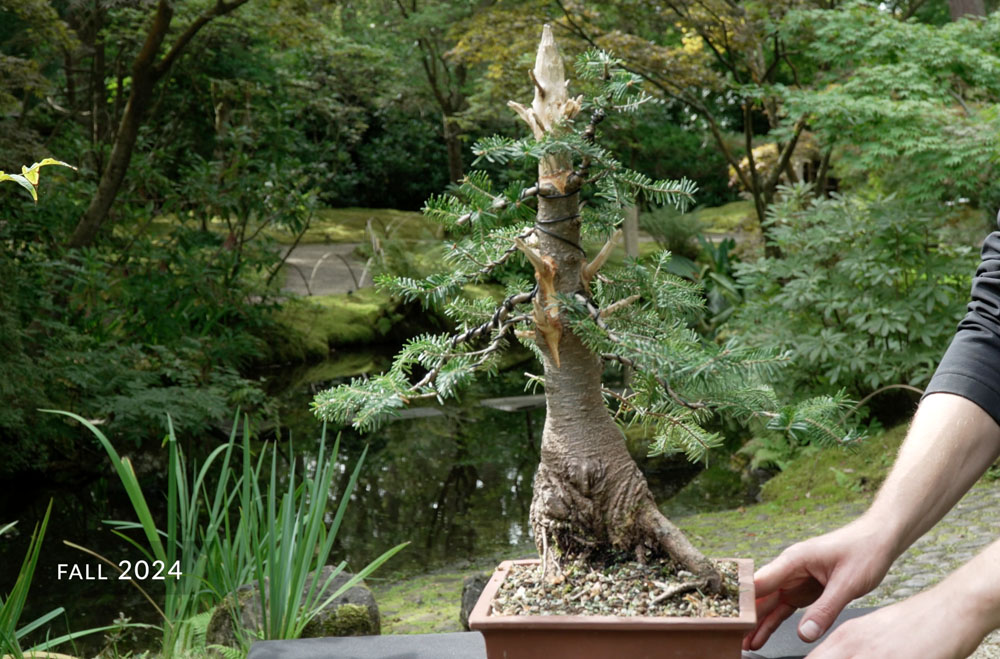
[512,26,721,591]
[443,115,464,184]
[70,75,155,248]
[68,0,252,248]
[949,0,986,19]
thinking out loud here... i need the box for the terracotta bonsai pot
[468,558,755,659]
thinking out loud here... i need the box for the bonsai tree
[313,26,852,593]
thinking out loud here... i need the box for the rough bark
[512,26,722,592]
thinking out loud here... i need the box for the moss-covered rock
[758,423,906,507]
[304,603,377,637]
[205,567,380,648]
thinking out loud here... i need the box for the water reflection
[320,403,542,575]
[272,357,704,577]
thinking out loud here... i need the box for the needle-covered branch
[451,290,536,346]
[602,352,706,411]
[313,299,535,431]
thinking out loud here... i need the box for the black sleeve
[924,223,1000,427]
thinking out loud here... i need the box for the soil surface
[492,558,739,619]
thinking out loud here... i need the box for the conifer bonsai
[313,26,851,594]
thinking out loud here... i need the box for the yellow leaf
[2,171,40,201]
[22,158,77,187]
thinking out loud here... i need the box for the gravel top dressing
[490,558,740,618]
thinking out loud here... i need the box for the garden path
[864,483,1000,658]
[280,243,368,296]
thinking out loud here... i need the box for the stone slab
[248,608,876,659]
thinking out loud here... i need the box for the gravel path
[858,483,1000,658]
[279,243,368,296]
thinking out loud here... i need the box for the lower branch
[602,353,706,410]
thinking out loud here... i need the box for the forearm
[938,536,1000,642]
[861,393,1000,559]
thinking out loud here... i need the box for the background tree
[375,0,483,184]
[780,6,1000,208]
[67,0,252,248]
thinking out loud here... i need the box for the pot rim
[468,558,756,632]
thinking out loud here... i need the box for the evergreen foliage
[314,50,857,462]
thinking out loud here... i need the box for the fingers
[753,551,800,599]
[798,574,856,643]
[746,545,830,650]
[744,600,796,651]
[743,552,814,651]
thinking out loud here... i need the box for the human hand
[803,587,985,659]
[743,519,894,652]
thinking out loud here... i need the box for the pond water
[0,348,721,654]
[263,352,705,576]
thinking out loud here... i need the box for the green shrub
[639,205,704,261]
[1,174,280,464]
[731,184,974,402]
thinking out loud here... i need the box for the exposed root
[650,579,706,606]
[530,456,724,595]
[640,503,723,594]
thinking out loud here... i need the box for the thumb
[798,580,854,643]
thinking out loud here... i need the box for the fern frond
[208,645,246,659]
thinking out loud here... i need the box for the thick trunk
[514,26,721,592]
[526,189,720,590]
